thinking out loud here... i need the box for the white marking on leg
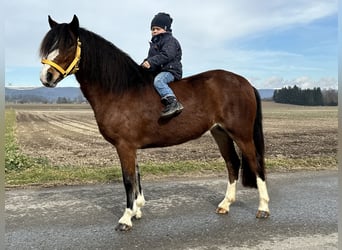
[257,177,270,212]
[133,192,145,219]
[40,49,59,83]
[118,208,133,227]
[136,192,145,206]
[218,180,237,212]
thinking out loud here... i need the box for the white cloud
[262,76,286,89]
[174,0,337,44]
[262,76,338,89]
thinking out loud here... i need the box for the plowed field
[12,102,337,170]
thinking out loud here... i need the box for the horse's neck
[74,34,155,111]
[77,78,108,112]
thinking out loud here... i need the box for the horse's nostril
[46,72,53,82]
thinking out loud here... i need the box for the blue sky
[4,0,338,89]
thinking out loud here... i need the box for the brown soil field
[12,102,337,171]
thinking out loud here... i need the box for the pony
[39,15,270,231]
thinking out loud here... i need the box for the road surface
[6,171,337,249]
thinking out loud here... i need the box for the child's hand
[142,61,151,69]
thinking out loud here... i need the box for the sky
[4,0,338,89]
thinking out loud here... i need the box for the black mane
[40,25,154,94]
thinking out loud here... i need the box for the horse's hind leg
[238,140,270,218]
[210,125,240,214]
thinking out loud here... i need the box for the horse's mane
[40,25,154,94]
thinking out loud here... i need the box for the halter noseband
[41,38,81,78]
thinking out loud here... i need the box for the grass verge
[5,109,33,172]
[5,157,336,187]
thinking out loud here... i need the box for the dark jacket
[146,32,182,80]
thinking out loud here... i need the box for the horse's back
[182,69,251,85]
[173,69,256,110]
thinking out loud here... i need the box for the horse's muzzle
[40,69,61,88]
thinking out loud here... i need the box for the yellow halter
[41,38,81,78]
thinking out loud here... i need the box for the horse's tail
[241,87,266,188]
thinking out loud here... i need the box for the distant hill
[5,87,85,103]
[5,87,275,103]
[257,89,275,99]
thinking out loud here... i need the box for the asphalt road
[6,171,337,249]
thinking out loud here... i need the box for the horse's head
[40,15,81,87]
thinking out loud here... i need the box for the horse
[39,15,270,231]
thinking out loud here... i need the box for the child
[142,12,183,119]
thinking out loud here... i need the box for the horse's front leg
[134,164,145,219]
[115,145,145,231]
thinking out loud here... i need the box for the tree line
[273,86,337,106]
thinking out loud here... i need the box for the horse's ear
[69,15,79,35]
[48,15,58,29]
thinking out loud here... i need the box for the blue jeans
[153,72,175,99]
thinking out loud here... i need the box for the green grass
[266,156,337,171]
[5,157,336,187]
[6,165,122,186]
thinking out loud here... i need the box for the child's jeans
[153,72,175,99]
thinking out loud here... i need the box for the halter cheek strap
[41,38,81,78]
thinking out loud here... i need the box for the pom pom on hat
[151,12,173,32]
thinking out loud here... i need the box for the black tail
[241,87,266,188]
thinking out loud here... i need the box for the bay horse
[39,15,270,231]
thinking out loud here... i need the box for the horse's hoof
[216,207,228,214]
[115,223,132,231]
[256,210,270,219]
